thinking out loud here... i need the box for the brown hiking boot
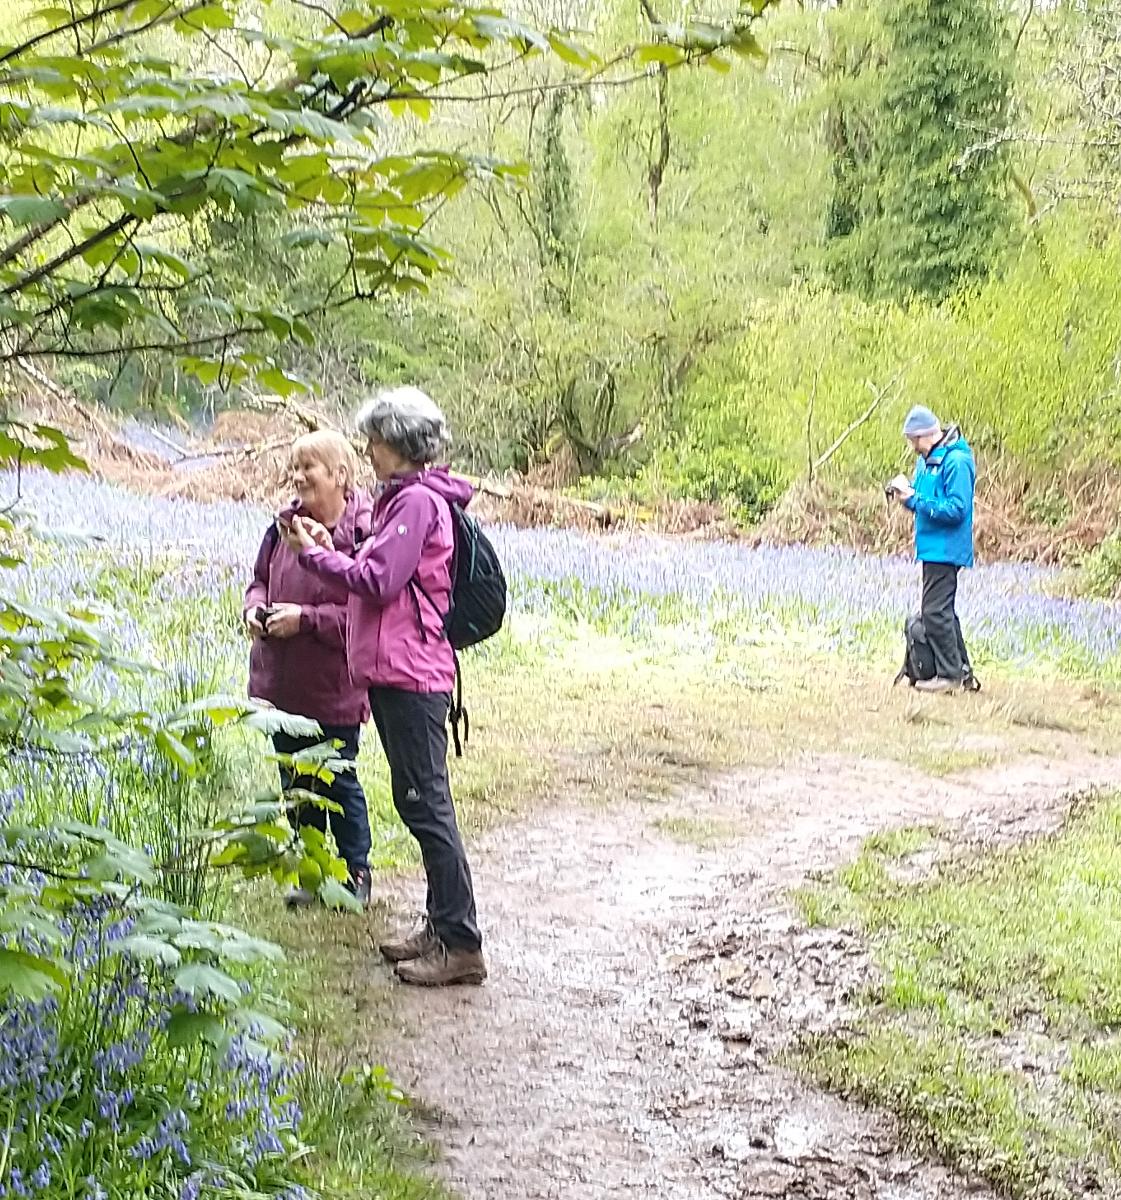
[395,943,487,988]
[379,919,438,964]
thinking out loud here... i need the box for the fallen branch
[812,368,907,476]
[245,393,338,434]
[169,437,292,465]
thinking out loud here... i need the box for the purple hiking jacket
[297,467,474,694]
[244,489,375,726]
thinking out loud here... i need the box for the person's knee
[922,603,953,630]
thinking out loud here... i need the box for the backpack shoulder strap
[448,651,467,757]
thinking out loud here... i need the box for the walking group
[242,388,979,990]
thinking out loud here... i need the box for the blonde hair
[289,430,359,491]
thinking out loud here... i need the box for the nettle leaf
[256,365,310,396]
[171,693,253,726]
[278,225,337,252]
[174,962,243,1003]
[233,1007,290,1042]
[470,14,549,51]
[166,1010,228,1049]
[0,947,68,1000]
[156,728,197,774]
[174,923,282,965]
[729,29,767,63]
[174,3,235,32]
[31,424,87,472]
[319,878,362,913]
[180,356,223,387]
[120,934,182,967]
[245,709,322,738]
[0,196,69,226]
[82,844,156,885]
[134,242,195,281]
[547,32,599,69]
[635,43,687,67]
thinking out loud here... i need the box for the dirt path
[370,751,1121,1200]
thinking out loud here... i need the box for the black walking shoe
[346,867,372,909]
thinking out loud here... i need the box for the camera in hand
[256,605,278,636]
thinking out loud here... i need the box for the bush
[656,442,787,523]
[674,232,1121,499]
[1079,532,1121,599]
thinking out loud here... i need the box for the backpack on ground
[894,614,937,687]
[893,613,982,692]
[410,500,507,756]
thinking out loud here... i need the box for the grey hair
[354,386,451,466]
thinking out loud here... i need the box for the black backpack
[894,614,937,687]
[894,614,982,692]
[410,499,507,755]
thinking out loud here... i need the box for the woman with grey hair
[280,386,486,987]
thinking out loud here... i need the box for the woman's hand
[243,607,265,638]
[300,516,333,549]
[277,515,330,553]
[264,602,303,639]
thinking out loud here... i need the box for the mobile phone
[256,605,278,634]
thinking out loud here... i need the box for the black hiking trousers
[368,686,482,951]
[921,562,972,682]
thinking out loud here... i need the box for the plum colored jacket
[244,489,374,725]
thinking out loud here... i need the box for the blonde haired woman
[243,430,375,907]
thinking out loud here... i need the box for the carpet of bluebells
[0,794,307,1200]
[8,467,1121,675]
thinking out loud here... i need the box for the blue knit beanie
[903,405,940,438]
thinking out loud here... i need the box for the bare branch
[813,369,908,475]
[0,0,145,65]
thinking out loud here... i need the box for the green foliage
[670,232,1121,503]
[1079,532,1121,600]
[655,439,784,521]
[0,417,402,1194]
[0,0,776,417]
[0,0,584,388]
[872,0,1014,300]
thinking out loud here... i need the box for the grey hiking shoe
[284,886,317,910]
[914,677,960,695]
[379,918,438,964]
[396,943,487,988]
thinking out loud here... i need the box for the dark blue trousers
[273,724,372,873]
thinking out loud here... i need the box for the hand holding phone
[884,474,914,502]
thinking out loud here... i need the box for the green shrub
[1080,532,1121,599]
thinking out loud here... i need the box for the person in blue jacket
[887,405,979,694]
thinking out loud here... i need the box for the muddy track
[369,752,1121,1200]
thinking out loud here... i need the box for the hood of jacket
[925,425,970,465]
[376,466,474,511]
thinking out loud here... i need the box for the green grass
[289,1036,449,1199]
[795,794,1121,1197]
[800,1028,1080,1197]
[651,814,742,848]
[860,825,938,858]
